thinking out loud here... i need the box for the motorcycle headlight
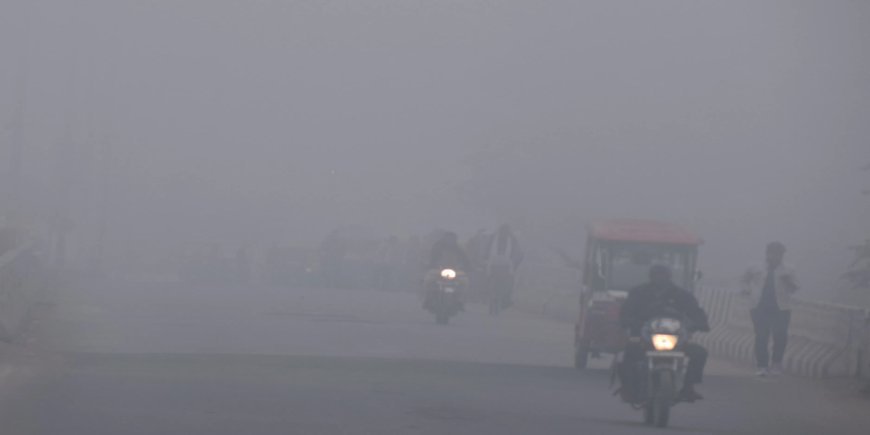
[440,269,457,280]
[651,334,679,351]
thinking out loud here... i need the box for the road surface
[1,277,868,434]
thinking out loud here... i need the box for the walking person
[741,242,800,376]
[484,224,523,313]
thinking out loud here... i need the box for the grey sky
[1,1,868,292]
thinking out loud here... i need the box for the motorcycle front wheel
[651,371,674,428]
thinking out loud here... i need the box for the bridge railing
[697,288,870,378]
[515,263,870,380]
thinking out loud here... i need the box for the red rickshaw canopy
[589,219,701,246]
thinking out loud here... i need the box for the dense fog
[1,0,868,297]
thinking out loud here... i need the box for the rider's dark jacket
[619,281,710,336]
[429,240,472,271]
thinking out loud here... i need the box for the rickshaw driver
[618,265,711,402]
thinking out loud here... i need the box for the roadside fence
[515,263,870,380]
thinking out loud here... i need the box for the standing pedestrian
[741,242,800,376]
[484,224,523,311]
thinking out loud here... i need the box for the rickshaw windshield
[604,243,693,291]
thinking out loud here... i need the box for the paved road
[2,278,868,434]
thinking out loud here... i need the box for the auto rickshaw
[574,219,701,369]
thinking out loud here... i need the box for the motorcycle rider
[429,232,472,272]
[424,232,471,309]
[619,265,710,402]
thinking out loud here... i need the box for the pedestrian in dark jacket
[741,242,799,376]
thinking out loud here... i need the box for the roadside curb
[515,271,869,381]
[696,290,866,379]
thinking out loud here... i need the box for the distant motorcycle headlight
[440,269,457,280]
[652,334,679,351]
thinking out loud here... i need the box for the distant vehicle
[575,219,702,369]
[424,268,467,325]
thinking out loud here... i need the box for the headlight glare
[440,269,457,280]
[652,334,679,351]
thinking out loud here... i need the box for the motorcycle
[424,268,466,325]
[618,316,690,428]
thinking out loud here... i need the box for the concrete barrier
[516,263,870,379]
[694,289,869,378]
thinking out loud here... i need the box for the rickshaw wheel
[643,404,655,425]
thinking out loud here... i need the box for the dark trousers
[751,308,791,368]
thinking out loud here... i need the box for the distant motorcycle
[424,268,466,325]
[617,316,691,428]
